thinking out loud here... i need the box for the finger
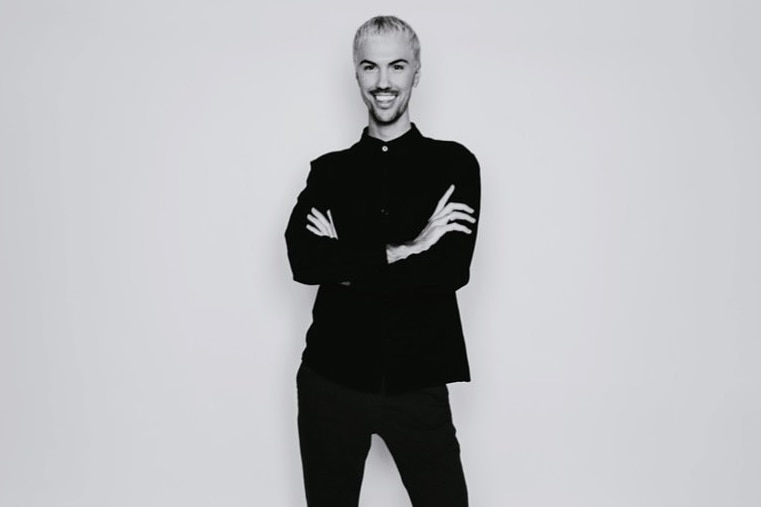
[433,184,456,215]
[444,222,472,235]
[327,209,338,239]
[306,224,326,237]
[309,208,333,233]
[422,221,472,250]
[307,212,329,231]
[444,210,477,224]
[437,201,475,217]
[307,213,331,236]
[431,204,474,223]
[429,213,474,230]
[310,207,331,226]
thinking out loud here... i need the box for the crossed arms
[285,152,480,293]
[306,184,476,265]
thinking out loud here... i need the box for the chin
[371,107,405,126]
[373,113,398,125]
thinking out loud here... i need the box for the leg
[297,365,372,507]
[377,386,468,507]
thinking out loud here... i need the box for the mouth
[372,92,397,108]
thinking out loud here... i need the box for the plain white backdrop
[1,1,759,506]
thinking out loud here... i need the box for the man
[285,15,480,507]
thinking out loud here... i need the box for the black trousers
[297,365,468,507]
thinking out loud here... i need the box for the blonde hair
[352,16,421,67]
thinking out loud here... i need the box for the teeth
[375,94,395,102]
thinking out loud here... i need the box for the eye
[392,63,406,71]
[362,64,376,72]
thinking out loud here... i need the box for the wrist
[386,243,415,264]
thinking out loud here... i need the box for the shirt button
[380,208,389,216]
[381,145,388,152]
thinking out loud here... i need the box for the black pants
[297,365,468,507]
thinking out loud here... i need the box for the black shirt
[285,124,481,394]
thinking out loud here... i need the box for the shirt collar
[357,123,423,154]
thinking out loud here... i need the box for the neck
[367,115,412,142]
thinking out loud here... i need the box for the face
[354,32,420,129]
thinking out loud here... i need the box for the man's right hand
[306,208,338,239]
[386,184,476,264]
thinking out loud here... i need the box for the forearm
[386,243,416,264]
[382,173,480,288]
[286,208,387,285]
[379,231,478,292]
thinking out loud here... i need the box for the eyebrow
[358,58,410,66]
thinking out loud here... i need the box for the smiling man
[285,15,480,507]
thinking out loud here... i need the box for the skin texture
[354,32,420,142]
[305,31,476,265]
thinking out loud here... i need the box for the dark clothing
[285,125,481,394]
[297,364,468,507]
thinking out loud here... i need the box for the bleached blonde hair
[352,15,421,67]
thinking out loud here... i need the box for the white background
[1,1,759,506]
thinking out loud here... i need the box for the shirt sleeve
[361,147,481,294]
[285,160,388,286]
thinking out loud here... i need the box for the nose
[377,67,390,89]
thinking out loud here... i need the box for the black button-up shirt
[285,124,480,394]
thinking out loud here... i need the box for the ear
[413,64,421,87]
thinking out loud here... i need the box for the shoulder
[424,136,478,162]
[422,136,480,177]
[310,147,351,170]
[307,143,359,182]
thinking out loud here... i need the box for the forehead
[355,32,415,63]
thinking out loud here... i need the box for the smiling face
[354,32,420,140]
